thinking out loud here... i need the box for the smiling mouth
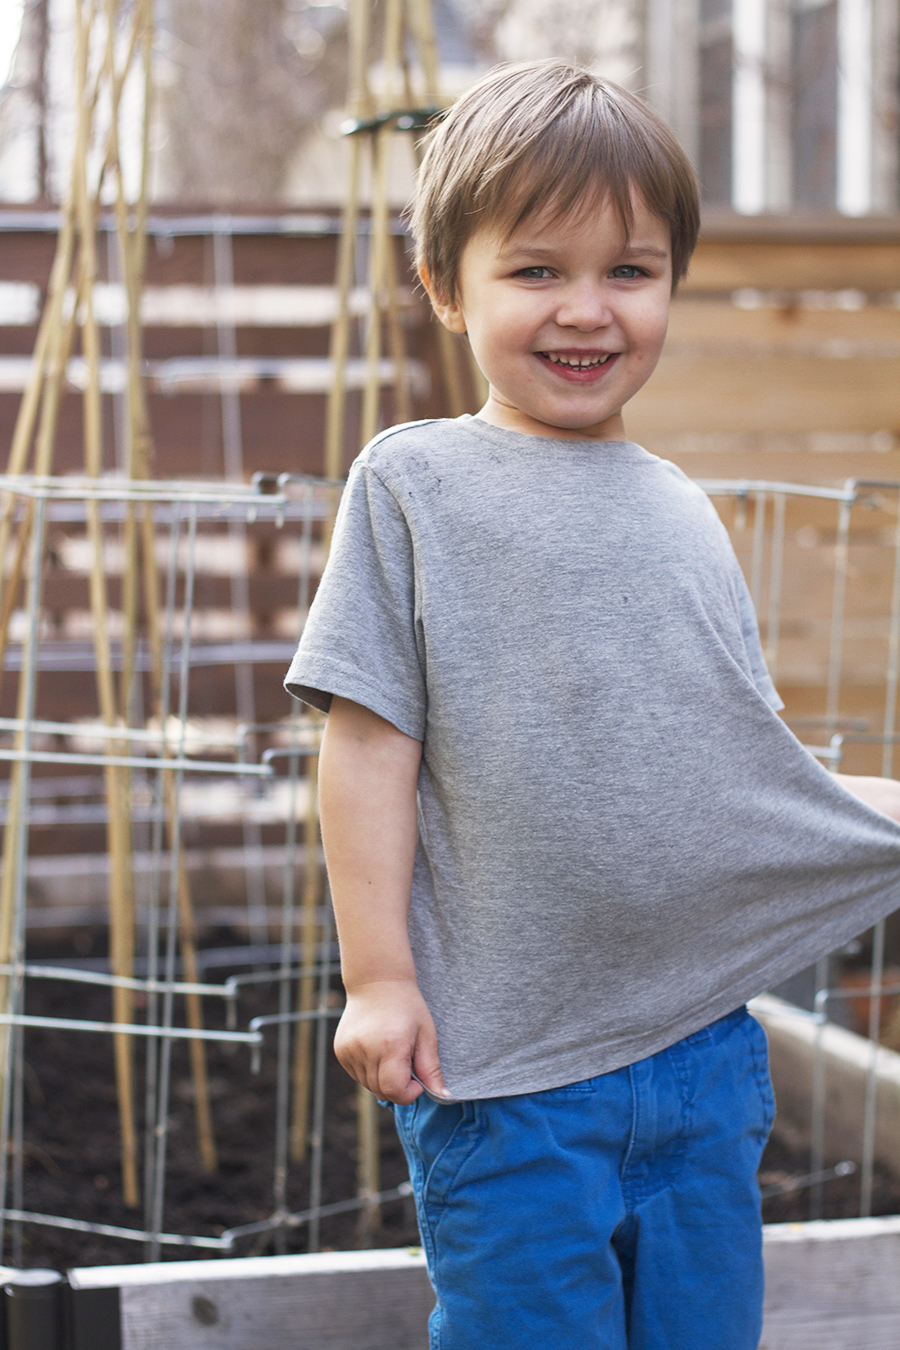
[539,351,615,369]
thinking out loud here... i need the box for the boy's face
[427,193,672,442]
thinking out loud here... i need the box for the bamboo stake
[74,0,140,1209]
[289,752,321,1162]
[319,0,453,1245]
[0,0,126,491]
[0,637,41,1120]
[405,0,441,98]
[137,513,219,1177]
[360,0,404,448]
[171,815,218,1171]
[0,270,87,1123]
[404,0,470,416]
[323,0,372,484]
[1,208,75,475]
[0,499,48,1266]
[107,0,215,1181]
[0,0,123,1211]
[383,233,412,426]
[358,0,409,1243]
[435,327,468,416]
[0,2,96,1074]
[121,58,218,1163]
[323,139,362,486]
[0,79,133,695]
[357,1075,381,1235]
[110,0,216,1173]
[307,0,376,1169]
[0,229,79,688]
[359,124,393,448]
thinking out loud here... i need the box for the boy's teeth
[544,352,611,368]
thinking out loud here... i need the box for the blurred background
[0,0,897,215]
[0,0,897,482]
[0,0,898,1273]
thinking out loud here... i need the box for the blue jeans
[393,1006,775,1350]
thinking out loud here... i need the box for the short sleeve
[284,463,426,739]
[733,558,784,712]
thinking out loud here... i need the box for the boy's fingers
[376,1049,421,1104]
[413,1037,451,1098]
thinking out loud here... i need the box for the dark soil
[15,932,419,1270]
[759,1130,900,1224]
[11,933,900,1270]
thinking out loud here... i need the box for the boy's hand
[334,978,450,1104]
[835,774,900,825]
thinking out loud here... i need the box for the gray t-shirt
[286,415,900,1099]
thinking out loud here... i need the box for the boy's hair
[411,61,700,299]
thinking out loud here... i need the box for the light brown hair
[411,61,700,300]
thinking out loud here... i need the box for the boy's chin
[490,404,626,442]
[478,391,626,441]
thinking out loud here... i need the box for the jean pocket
[425,1101,482,1206]
[740,1013,776,1138]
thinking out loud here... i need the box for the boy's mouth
[535,350,619,379]
[540,351,613,369]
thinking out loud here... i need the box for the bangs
[412,61,700,300]
[477,111,637,252]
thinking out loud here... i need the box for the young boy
[285,61,900,1349]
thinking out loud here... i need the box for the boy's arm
[319,694,449,1104]
[834,773,900,824]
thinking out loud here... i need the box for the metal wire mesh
[0,471,407,1263]
[0,470,898,1265]
[702,475,900,1218]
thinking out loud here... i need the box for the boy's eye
[515,266,554,280]
[609,265,644,279]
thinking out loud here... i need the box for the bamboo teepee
[0,0,216,1214]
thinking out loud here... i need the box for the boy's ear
[418,265,467,334]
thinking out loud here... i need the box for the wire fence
[0,471,376,1264]
[0,469,898,1265]
[703,474,900,1219]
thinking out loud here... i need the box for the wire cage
[1,468,900,1269]
[0,470,415,1267]
[703,474,900,1220]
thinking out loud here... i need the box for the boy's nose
[555,282,614,332]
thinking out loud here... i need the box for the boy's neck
[475,392,628,443]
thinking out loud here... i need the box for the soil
[10,932,900,1271]
[15,931,419,1270]
[758,1131,900,1225]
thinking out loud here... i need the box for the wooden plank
[699,214,900,243]
[684,241,900,293]
[760,1218,900,1350]
[120,1268,433,1350]
[667,301,900,346]
[628,354,900,433]
[70,1223,900,1350]
[70,1249,435,1350]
